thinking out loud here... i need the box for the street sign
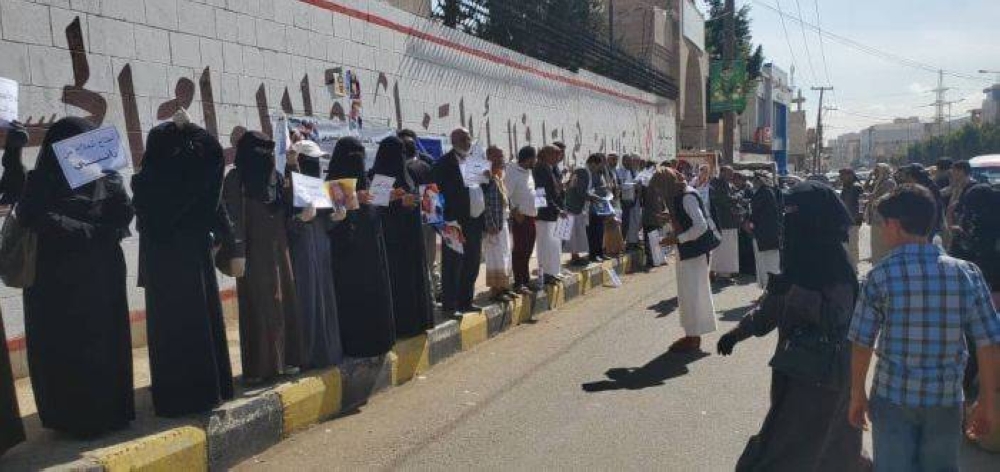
[709,60,748,113]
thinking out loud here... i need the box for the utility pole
[811,86,834,174]
[932,69,949,135]
[608,0,615,54]
[722,0,736,165]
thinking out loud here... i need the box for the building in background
[609,0,708,151]
[830,132,861,170]
[739,63,792,173]
[860,117,926,166]
[788,90,808,173]
[983,84,1000,125]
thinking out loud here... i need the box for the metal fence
[431,0,679,100]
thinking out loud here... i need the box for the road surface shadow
[581,350,710,392]
[719,305,754,322]
[647,298,679,318]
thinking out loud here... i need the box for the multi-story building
[788,91,808,173]
[739,63,793,173]
[609,0,708,150]
[830,132,861,170]
[860,118,926,166]
[983,84,1000,125]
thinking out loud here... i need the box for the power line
[810,0,838,109]
[772,0,801,83]
[749,0,991,83]
[792,0,819,86]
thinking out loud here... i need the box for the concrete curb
[206,394,283,471]
[47,250,643,471]
[89,425,208,472]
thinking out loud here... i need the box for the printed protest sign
[291,172,333,209]
[553,215,574,241]
[333,178,359,210]
[420,184,445,227]
[272,115,291,173]
[0,78,17,127]
[534,187,548,208]
[461,145,490,187]
[604,268,623,288]
[441,225,464,254]
[52,126,129,189]
[369,174,395,207]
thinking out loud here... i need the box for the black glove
[717,332,739,356]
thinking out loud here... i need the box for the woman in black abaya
[370,136,434,338]
[286,140,343,368]
[132,119,234,417]
[718,181,869,471]
[325,137,395,357]
[19,117,134,436]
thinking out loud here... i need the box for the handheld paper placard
[52,126,129,189]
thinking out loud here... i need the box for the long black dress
[224,131,302,380]
[326,137,396,357]
[723,181,868,472]
[370,137,434,338]
[19,117,134,436]
[132,121,234,417]
[0,315,24,455]
[287,153,343,368]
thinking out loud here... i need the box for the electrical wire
[792,0,820,86]
[750,0,991,83]
[772,0,801,83]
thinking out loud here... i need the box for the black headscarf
[782,181,857,290]
[133,121,225,239]
[234,131,280,203]
[0,126,27,204]
[955,184,1000,289]
[298,155,322,178]
[326,137,369,190]
[369,136,414,192]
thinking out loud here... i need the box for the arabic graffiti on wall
[2,14,675,170]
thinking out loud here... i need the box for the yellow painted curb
[514,294,533,325]
[275,367,342,436]
[391,334,430,385]
[578,270,590,295]
[508,295,524,327]
[544,282,565,309]
[91,426,207,472]
[621,254,632,273]
[459,311,488,350]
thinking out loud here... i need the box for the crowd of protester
[0,116,705,451]
[0,113,998,471]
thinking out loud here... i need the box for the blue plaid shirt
[849,243,1000,407]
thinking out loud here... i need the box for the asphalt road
[236,245,998,470]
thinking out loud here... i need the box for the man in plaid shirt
[848,184,1000,471]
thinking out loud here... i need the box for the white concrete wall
[0,0,676,340]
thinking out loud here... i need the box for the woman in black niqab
[19,117,135,437]
[326,137,396,356]
[285,141,343,369]
[718,181,868,472]
[781,181,857,290]
[370,137,433,338]
[224,131,301,381]
[132,119,235,417]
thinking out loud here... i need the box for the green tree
[703,0,764,80]
[906,123,1000,165]
[433,0,606,71]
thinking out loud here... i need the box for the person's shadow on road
[580,350,710,393]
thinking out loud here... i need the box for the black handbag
[768,285,845,390]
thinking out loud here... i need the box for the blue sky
[729,0,1000,139]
